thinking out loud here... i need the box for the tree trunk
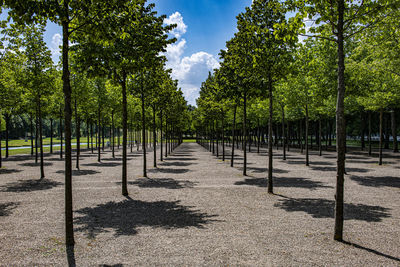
[305,105,309,166]
[60,108,63,159]
[257,118,260,154]
[75,99,80,170]
[300,119,303,154]
[31,115,34,155]
[319,118,322,156]
[153,105,156,168]
[334,1,346,241]
[222,114,225,161]
[231,105,237,167]
[97,108,101,162]
[165,119,168,158]
[282,106,286,161]
[243,93,247,176]
[141,88,147,177]
[35,114,38,164]
[121,72,128,196]
[0,113,2,168]
[112,110,115,158]
[62,18,74,246]
[91,122,93,153]
[38,98,45,178]
[5,113,9,158]
[87,119,90,150]
[368,111,372,156]
[50,118,53,154]
[268,78,273,193]
[391,110,398,152]
[379,109,383,165]
[160,110,163,161]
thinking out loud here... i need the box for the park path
[0,142,399,266]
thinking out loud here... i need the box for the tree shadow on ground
[274,197,390,222]
[0,202,19,216]
[311,166,370,173]
[159,161,194,167]
[56,169,101,176]
[350,175,400,188]
[286,161,334,166]
[19,162,53,167]
[148,168,190,174]
[47,157,65,161]
[100,264,123,267]
[164,157,197,161]
[0,168,22,174]
[82,162,121,167]
[74,196,219,238]
[340,240,400,262]
[235,177,331,190]
[242,167,289,174]
[118,178,197,189]
[0,178,62,192]
[3,155,31,162]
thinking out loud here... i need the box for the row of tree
[194,0,400,242]
[1,0,191,246]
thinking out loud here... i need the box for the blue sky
[2,1,253,105]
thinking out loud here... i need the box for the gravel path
[0,142,399,266]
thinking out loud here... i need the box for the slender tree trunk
[35,114,38,164]
[75,99,80,170]
[287,121,290,152]
[165,118,168,158]
[319,118,322,156]
[97,108,101,162]
[38,98,45,178]
[257,118,260,154]
[121,73,128,196]
[31,115,34,155]
[50,118,53,154]
[334,1,346,241]
[62,18,74,246]
[379,109,383,165]
[102,123,105,151]
[112,110,115,158]
[231,105,237,167]
[243,93,247,176]
[118,127,120,149]
[141,88,147,177]
[60,108,63,159]
[87,119,90,150]
[222,114,225,161]
[305,105,309,166]
[391,110,398,152]
[5,113,9,158]
[160,110,163,161]
[368,111,372,156]
[153,106,156,168]
[282,106,286,161]
[300,119,303,154]
[91,122,93,153]
[384,113,390,149]
[268,79,273,193]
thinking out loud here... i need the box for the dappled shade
[56,169,101,176]
[235,177,331,190]
[0,168,22,174]
[122,178,197,189]
[350,175,400,188]
[0,202,19,216]
[274,198,391,222]
[0,178,62,192]
[74,197,219,238]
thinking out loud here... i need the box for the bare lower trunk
[282,106,286,161]
[231,105,237,167]
[268,78,273,193]
[38,98,45,178]
[121,73,128,196]
[243,93,247,176]
[62,18,74,246]
[334,1,346,241]
[368,111,372,156]
[379,109,383,165]
[153,106,156,168]
[141,88,147,177]
[305,105,309,166]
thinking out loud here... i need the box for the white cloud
[164,12,220,106]
[164,11,187,39]
[50,33,62,61]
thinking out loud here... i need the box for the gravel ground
[0,142,399,266]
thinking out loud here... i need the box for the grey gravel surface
[0,142,399,266]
